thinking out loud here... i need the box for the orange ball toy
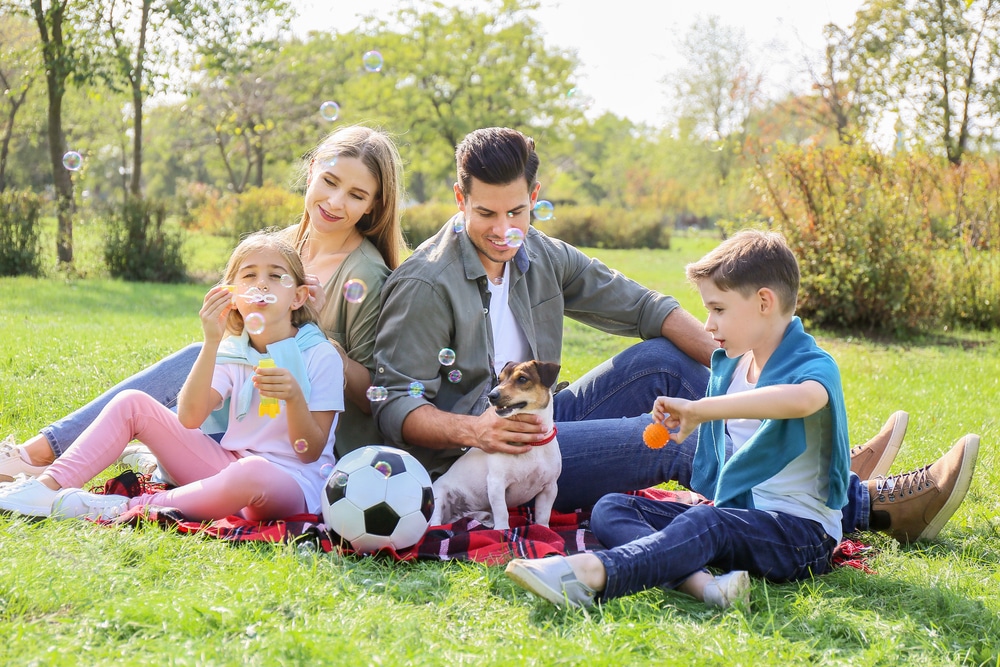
[643,422,670,449]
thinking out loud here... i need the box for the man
[372,127,977,544]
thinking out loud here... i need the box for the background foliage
[0,0,997,334]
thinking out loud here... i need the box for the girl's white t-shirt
[211,342,344,513]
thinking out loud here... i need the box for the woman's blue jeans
[551,337,870,533]
[41,343,203,456]
[590,493,838,599]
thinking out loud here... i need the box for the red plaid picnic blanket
[96,471,872,570]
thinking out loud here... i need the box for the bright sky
[290,0,865,127]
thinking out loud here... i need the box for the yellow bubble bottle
[257,358,280,418]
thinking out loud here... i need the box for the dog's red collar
[528,427,557,447]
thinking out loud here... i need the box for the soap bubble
[366,385,388,402]
[363,50,384,73]
[447,369,462,383]
[279,274,295,288]
[374,460,392,477]
[438,348,456,366]
[331,470,349,487]
[244,312,266,335]
[533,200,554,221]
[566,87,591,110]
[293,438,309,453]
[320,463,335,478]
[504,228,525,248]
[407,381,425,398]
[705,131,724,152]
[343,278,367,303]
[452,217,466,233]
[319,101,340,121]
[62,151,83,171]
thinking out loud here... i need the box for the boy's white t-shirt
[726,353,843,542]
[211,341,344,514]
[487,263,530,375]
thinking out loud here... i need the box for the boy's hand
[652,396,700,444]
[200,286,234,345]
[253,365,304,404]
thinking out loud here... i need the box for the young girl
[0,231,344,521]
[2,124,405,478]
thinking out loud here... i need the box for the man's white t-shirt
[487,262,530,375]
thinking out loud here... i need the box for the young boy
[505,229,851,609]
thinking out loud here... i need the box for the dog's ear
[534,361,561,389]
[552,380,570,395]
[499,360,518,379]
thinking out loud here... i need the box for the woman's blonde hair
[291,125,407,270]
[222,231,318,334]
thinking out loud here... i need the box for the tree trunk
[130,0,152,197]
[33,0,74,264]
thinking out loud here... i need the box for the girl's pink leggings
[45,389,307,521]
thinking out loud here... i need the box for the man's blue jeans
[590,493,838,599]
[551,337,870,533]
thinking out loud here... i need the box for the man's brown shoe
[850,411,908,480]
[868,434,980,544]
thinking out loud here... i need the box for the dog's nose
[487,387,500,404]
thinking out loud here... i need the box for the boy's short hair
[455,127,539,195]
[686,229,800,315]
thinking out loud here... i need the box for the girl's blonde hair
[291,125,407,270]
[222,231,319,334]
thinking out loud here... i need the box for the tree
[345,0,583,201]
[799,23,866,144]
[852,0,1000,164]
[177,0,291,192]
[24,0,93,263]
[0,13,37,192]
[669,15,764,183]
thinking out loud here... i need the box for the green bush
[400,202,672,250]
[934,248,1000,330]
[400,203,457,246]
[229,186,302,240]
[755,145,944,335]
[536,205,671,249]
[0,190,43,277]
[103,196,187,283]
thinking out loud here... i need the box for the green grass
[2,235,1000,666]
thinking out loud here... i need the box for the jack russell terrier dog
[430,360,562,530]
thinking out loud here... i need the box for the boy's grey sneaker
[51,488,131,521]
[505,556,596,608]
[0,475,60,517]
[702,570,751,609]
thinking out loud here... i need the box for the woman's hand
[200,286,234,346]
[304,274,327,314]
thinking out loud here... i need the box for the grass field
[1,232,999,666]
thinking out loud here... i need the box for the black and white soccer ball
[321,445,435,554]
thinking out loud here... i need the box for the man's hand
[471,410,547,455]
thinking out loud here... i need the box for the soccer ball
[321,445,435,554]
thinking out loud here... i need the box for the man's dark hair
[455,127,539,195]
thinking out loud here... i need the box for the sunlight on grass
[2,235,999,665]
